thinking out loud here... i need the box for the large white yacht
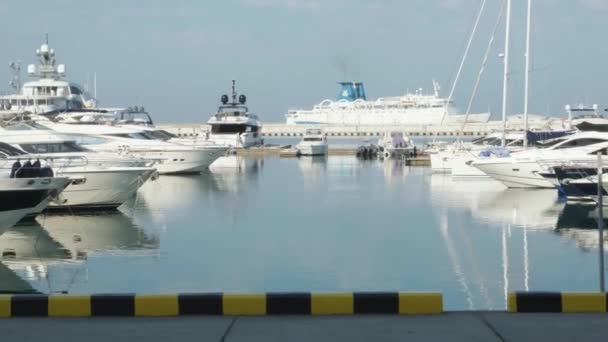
[0,130,157,209]
[0,38,96,116]
[207,80,263,148]
[38,122,226,174]
[285,81,490,126]
[472,132,608,188]
[0,174,70,235]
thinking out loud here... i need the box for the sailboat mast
[501,0,512,147]
[523,0,532,148]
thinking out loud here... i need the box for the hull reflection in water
[0,221,73,286]
[38,211,159,258]
[556,203,608,251]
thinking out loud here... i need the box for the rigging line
[441,0,487,126]
[462,0,507,132]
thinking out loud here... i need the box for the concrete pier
[2,313,608,341]
[159,120,567,139]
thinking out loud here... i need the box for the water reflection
[0,221,71,286]
[297,156,327,185]
[38,212,159,257]
[555,204,608,251]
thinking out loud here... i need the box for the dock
[159,120,566,139]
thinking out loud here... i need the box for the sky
[0,0,606,123]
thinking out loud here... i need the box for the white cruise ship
[285,81,490,126]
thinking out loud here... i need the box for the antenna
[8,61,22,92]
[94,72,97,98]
[45,33,49,44]
[231,80,237,103]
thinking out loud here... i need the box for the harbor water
[0,155,605,310]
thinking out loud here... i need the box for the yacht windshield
[0,142,27,157]
[148,130,176,140]
[553,138,608,149]
[303,137,323,142]
[19,142,87,154]
[211,124,258,134]
[107,133,153,140]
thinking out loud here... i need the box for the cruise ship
[285,82,490,126]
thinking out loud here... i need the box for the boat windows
[211,124,258,134]
[107,133,152,140]
[590,147,608,155]
[553,138,608,149]
[303,137,323,142]
[19,142,87,154]
[148,130,176,140]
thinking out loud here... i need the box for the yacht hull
[296,144,328,156]
[50,168,155,209]
[472,160,555,188]
[0,177,71,235]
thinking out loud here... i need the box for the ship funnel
[337,82,367,101]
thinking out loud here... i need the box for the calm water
[0,155,606,310]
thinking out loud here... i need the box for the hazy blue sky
[0,0,606,123]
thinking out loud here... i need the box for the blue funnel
[337,82,367,101]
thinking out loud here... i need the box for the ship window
[554,138,607,149]
[20,142,87,154]
[211,124,257,134]
[303,138,323,142]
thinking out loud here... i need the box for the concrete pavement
[2,312,608,342]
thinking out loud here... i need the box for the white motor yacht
[0,174,70,235]
[0,130,157,209]
[35,121,227,174]
[296,129,328,156]
[207,80,263,148]
[0,38,97,116]
[472,133,608,188]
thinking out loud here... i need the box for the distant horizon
[1,0,606,123]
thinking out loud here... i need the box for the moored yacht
[296,129,328,156]
[472,134,608,188]
[34,120,227,174]
[0,131,157,209]
[207,80,263,148]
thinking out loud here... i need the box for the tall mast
[501,0,512,147]
[523,0,532,149]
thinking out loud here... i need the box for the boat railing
[0,154,89,174]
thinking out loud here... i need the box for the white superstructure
[0,38,97,115]
[207,80,263,148]
[285,81,490,126]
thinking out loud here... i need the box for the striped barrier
[508,292,608,313]
[0,292,443,317]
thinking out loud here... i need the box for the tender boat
[207,80,263,148]
[296,129,328,156]
[377,132,415,159]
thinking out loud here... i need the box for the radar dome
[57,64,66,74]
[239,94,246,104]
[221,94,229,104]
[27,64,36,75]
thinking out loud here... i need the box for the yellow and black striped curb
[0,292,443,317]
[508,292,608,313]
